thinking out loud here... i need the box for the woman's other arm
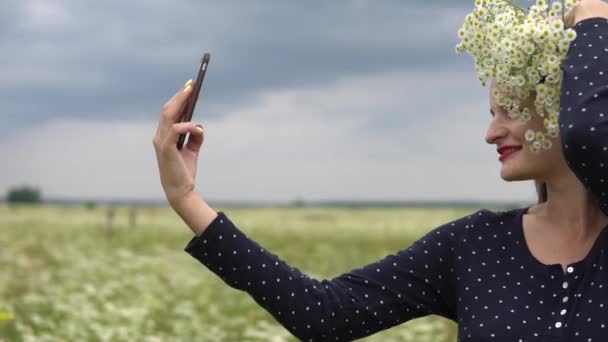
[560,0,608,214]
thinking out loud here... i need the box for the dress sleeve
[184,210,473,341]
[559,17,608,215]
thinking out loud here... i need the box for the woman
[152,1,608,340]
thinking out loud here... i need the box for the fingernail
[184,79,193,88]
[183,85,192,93]
[196,124,204,132]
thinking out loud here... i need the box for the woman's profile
[152,0,608,340]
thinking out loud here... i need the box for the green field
[0,205,492,341]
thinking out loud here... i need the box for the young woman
[152,1,608,340]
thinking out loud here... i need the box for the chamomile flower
[525,129,536,142]
[565,29,577,41]
[552,1,563,11]
[547,128,559,138]
[457,0,580,153]
[536,131,545,141]
[552,20,565,31]
[546,54,559,65]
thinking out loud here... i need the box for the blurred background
[0,0,537,341]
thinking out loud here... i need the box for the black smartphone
[177,52,210,150]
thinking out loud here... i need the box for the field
[0,204,492,341]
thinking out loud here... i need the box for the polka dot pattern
[560,18,608,216]
[184,18,608,342]
[186,207,608,341]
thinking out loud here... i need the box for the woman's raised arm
[559,0,608,215]
[152,80,217,236]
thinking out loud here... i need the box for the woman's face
[485,84,565,182]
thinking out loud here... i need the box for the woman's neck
[535,173,607,236]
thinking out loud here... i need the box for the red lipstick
[497,145,522,162]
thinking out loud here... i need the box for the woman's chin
[500,168,533,182]
[500,174,520,182]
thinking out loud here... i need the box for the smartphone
[177,52,211,150]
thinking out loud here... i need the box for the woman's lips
[499,147,522,162]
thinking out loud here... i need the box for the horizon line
[0,196,534,208]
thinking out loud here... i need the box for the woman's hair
[535,180,548,203]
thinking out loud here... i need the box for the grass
[0,204,484,341]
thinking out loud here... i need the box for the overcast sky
[0,0,538,204]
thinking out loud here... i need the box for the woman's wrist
[171,191,218,236]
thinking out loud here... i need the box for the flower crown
[456,0,580,153]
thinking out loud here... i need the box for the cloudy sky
[0,0,539,204]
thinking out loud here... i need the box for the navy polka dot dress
[185,18,608,341]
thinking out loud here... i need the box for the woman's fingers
[156,80,194,141]
[185,124,205,153]
[161,122,204,151]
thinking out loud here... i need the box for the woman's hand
[566,0,608,28]
[153,80,205,209]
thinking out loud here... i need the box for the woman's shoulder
[432,206,528,237]
[410,206,528,255]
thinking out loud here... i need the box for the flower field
[0,205,480,341]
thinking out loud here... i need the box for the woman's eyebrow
[490,109,495,117]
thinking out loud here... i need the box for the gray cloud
[0,0,538,203]
[0,66,535,203]
[0,1,473,135]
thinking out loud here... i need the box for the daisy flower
[456,0,580,153]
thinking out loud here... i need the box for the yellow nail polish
[184,79,193,88]
[183,85,192,93]
[196,124,204,132]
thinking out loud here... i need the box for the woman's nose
[485,120,509,145]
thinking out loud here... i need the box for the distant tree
[84,201,97,211]
[292,197,306,208]
[6,185,42,204]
